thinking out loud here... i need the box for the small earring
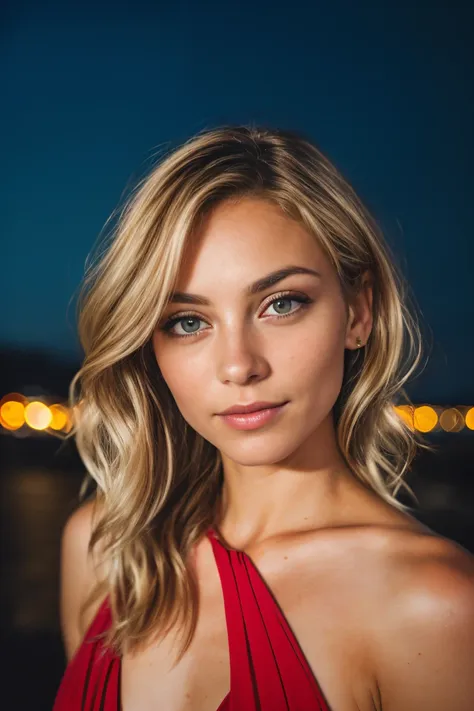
[356,336,363,348]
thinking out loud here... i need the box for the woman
[54,125,474,711]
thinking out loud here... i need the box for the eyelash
[159,291,313,339]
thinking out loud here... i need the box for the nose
[216,329,270,386]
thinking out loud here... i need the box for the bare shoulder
[367,521,474,591]
[60,497,108,661]
[358,520,474,627]
[366,526,474,710]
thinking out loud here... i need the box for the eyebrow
[167,265,322,305]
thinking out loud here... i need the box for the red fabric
[53,528,329,710]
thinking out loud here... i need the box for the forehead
[177,197,332,290]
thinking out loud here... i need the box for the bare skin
[61,196,474,710]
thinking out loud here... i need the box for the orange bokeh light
[413,406,438,433]
[465,408,474,431]
[49,404,70,431]
[395,405,415,430]
[0,400,25,430]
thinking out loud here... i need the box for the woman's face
[152,196,368,466]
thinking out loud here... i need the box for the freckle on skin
[284,556,288,560]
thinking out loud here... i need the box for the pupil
[184,318,198,332]
[276,298,290,313]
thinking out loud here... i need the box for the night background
[2,1,473,708]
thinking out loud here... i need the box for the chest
[120,572,231,711]
[120,540,379,711]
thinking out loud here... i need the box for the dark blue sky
[3,1,473,403]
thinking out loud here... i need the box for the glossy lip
[217,400,287,415]
[217,402,289,431]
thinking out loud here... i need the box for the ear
[344,269,374,350]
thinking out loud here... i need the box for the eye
[159,291,312,339]
[263,295,306,318]
[163,314,207,338]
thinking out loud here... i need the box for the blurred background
[2,1,473,708]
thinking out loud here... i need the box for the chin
[221,437,298,467]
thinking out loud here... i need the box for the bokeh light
[0,393,27,430]
[395,405,415,430]
[465,407,474,431]
[24,401,53,431]
[413,405,438,433]
[439,408,465,433]
[49,404,69,431]
[0,400,26,430]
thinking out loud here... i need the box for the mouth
[217,401,287,416]
[217,401,289,430]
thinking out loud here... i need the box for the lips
[217,401,287,416]
[217,402,289,430]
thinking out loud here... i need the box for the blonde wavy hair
[69,123,433,660]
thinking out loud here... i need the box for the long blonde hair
[69,123,432,659]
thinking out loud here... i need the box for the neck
[214,418,360,550]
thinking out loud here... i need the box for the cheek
[276,322,347,422]
[152,335,209,418]
[279,312,346,383]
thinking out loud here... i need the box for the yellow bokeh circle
[0,400,25,430]
[24,401,53,431]
[49,404,69,431]
[395,405,415,430]
[465,408,474,431]
[413,406,438,433]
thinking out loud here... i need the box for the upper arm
[373,543,474,711]
[59,498,107,661]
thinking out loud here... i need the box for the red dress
[53,528,330,710]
